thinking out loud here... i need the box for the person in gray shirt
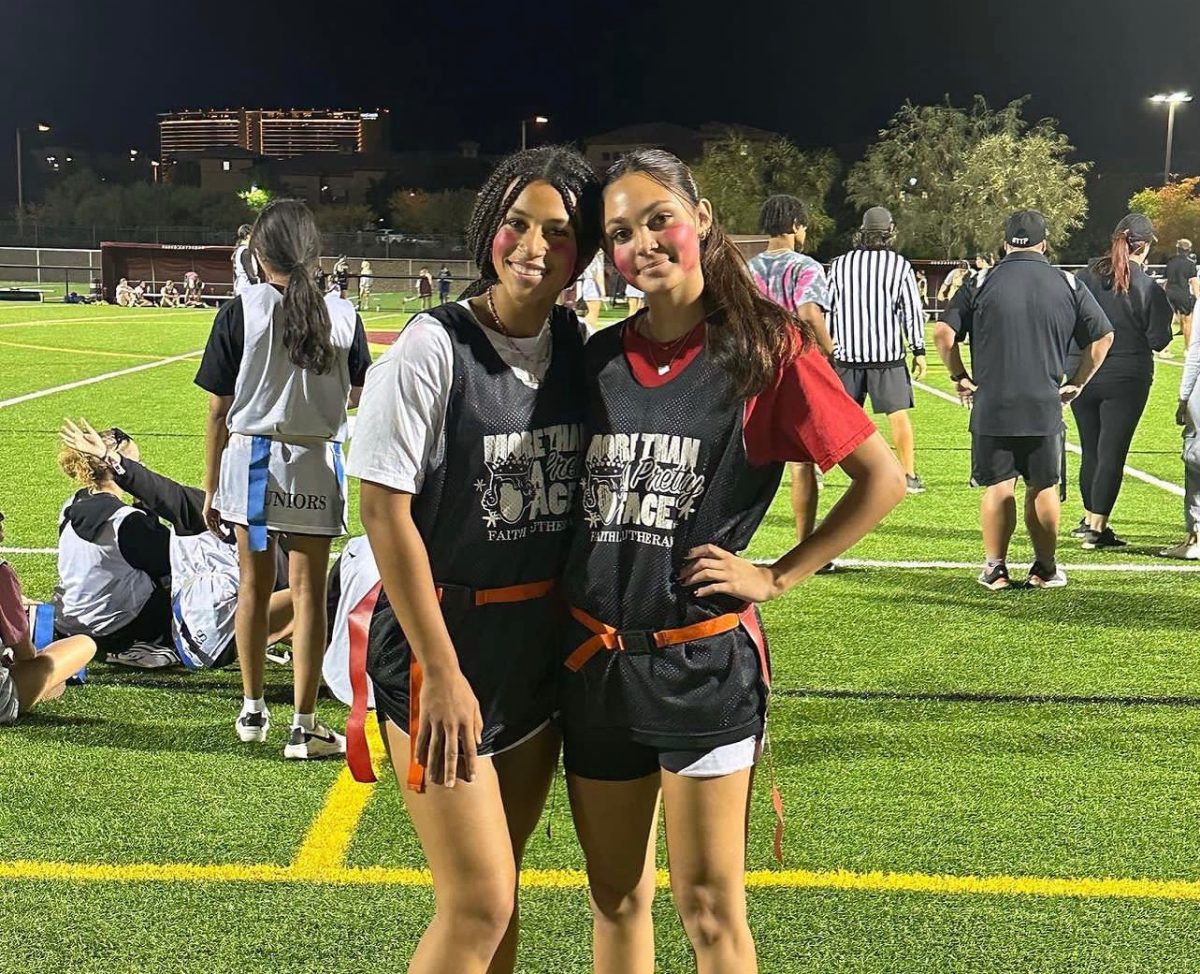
[935,210,1113,590]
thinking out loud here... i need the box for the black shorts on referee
[971,431,1062,490]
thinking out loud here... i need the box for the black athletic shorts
[971,432,1063,490]
[561,723,762,781]
[835,363,914,415]
[1166,285,1196,316]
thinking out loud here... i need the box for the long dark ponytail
[251,199,334,373]
[603,149,809,400]
[1095,213,1156,295]
[461,146,600,300]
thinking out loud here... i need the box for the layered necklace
[637,313,704,376]
[485,286,550,385]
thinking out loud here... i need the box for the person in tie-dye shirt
[748,196,836,558]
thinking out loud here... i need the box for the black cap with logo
[1004,209,1047,248]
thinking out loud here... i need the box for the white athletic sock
[293,712,316,732]
[242,696,267,715]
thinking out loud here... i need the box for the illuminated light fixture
[521,115,549,150]
[1150,91,1193,184]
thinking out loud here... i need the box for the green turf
[2,304,1199,973]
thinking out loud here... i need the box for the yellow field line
[0,339,166,360]
[289,719,386,877]
[4,857,1200,901]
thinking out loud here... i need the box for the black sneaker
[1027,561,1067,588]
[977,562,1010,590]
[1081,527,1127,551]
[815,562,837,575]
[1069,518,1091,538]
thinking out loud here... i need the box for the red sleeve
[0,563,29,649]
[743,348,876,471]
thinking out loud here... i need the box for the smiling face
[490,180,580,302]
[602,172,712,295]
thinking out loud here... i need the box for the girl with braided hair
[347,145,599,974]
[560,150,906,972]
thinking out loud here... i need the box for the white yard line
[0,350,202,411]
[911,380,1185,498]
[0,547,57,555]
[0,311,207,330]
[749,556,1200,573]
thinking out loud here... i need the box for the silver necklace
[639,316,703,375]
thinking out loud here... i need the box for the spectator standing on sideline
[938,260,970,305]
[1162,303,1200,559]
[1164,239,1197,349]
[935,209,1114,590]
[232,224,259,297]
[577,249,606,329]
[827,206,928,493]
[358,260,373,311]
[417,267,434,309]
[1068,214,1172,549]
[183,270,204,306]
[334,256,350,298]
[436,263,452,303]
[747,195,836,549]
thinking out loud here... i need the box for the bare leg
[1026,484,1061,566]
[567,773,661,974]
[586,300,602,331]
[789,462,818,542]
[627,298,642,316]
[233,527,277,699]
[887,410,916,476]
[382,720,516,974]
[284,534,331,715]
[267,588,295,645]
[661,768,757,974]
[489,726,562,973]
[981,480,1017,563]
[11,636,96,713]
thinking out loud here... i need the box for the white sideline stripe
[748,557,1200,574]
[0,547,57,555]
[0,311,207,329]
[911,380,1185,498]
[0,351,202,410]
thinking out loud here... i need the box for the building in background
[158,109,390,162]
[583,121,779,170]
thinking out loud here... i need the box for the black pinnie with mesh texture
[560,325,782,751]
[367,303,587,754]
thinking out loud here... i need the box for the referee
[828,206,928,493]
[934,209,1113,590]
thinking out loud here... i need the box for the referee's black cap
[1004,209,1047,248]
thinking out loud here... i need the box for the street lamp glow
[1151,91,1192,104]
[534,115,549,124]
[36,123,51,133]
[1151,92,1192,183]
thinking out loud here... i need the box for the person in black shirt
[1068,214,1173,549]
[1163,238,1197,347]
[935,209,1114,590]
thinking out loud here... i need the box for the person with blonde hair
[54,428,176,667]
[358,259,373,311]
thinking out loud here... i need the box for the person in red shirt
[0,510,96,726]
[559,149,906,972]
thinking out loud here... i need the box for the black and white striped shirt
[827,248,925,365]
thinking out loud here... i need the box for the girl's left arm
[202,394,233,536]
[681,432,906,602]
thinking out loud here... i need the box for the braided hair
[461,146,600,299]
[603,149,809,401]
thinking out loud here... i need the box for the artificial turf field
[1,301,1199,973]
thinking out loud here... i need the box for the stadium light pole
[15,121,51,215]
[521,115,549,150]
[1151,92,1191,185]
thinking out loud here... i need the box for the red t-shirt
[621,322,875,471]
[0,562,29,649]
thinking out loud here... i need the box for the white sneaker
[235,709,270,743]
[1161,540,1200,560]
[107,642,179,669]
[284,723,346,760]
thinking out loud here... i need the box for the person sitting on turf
[0,509,97,726]
[183,271,204,307]
[159,280,181,308]
[132,282,153,307]
[114,278,135,307]
[53,427,177,668]
[59,418,295,669]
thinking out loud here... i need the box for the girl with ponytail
[196,198,372,760]
[1070,213,1173,549]
[558,149,906,972]
[347,146,599,974]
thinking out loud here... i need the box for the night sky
[2,0,1198,188]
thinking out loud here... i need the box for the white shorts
[661,735,761,778]
[173,575,238,669]
[215,433,348,548]
[579,278,602,302]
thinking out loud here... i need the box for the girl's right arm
[360,483,482,787]
[202,394,232,536]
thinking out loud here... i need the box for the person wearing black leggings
[1070,213,1173,549]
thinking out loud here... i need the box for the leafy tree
[313,205,376,233]
[387,188,475,235]
[238,185,273,213]
[1129,177,1200,258]
[846,96,1089,257]
[692,137,838,247]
